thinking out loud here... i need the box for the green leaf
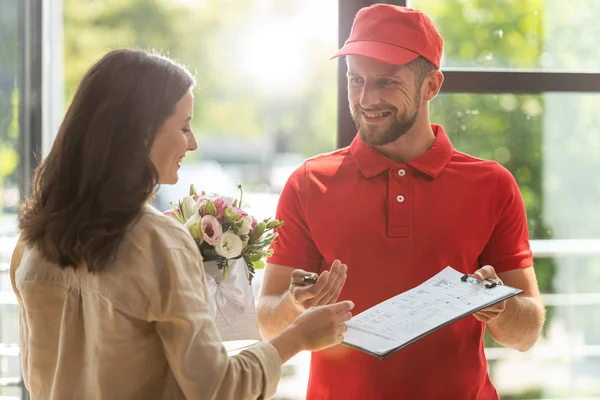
[224,207,241,222]
[248,221,265,244]
[252,260,265,270]
[223,264,229,281]
[266,220,282,230]
[247,253,263,262]
[204,200,217,217]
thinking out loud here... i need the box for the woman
[10,49,353,399]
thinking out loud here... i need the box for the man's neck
[372,118,436,163]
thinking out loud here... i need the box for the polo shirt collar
[350,124,454,179]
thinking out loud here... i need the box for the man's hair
[19,49,195,273]
[406,56,437,86]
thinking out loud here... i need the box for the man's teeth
[364,111,388,118]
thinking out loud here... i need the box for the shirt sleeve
[147,243,281,399]
[267,164,323,272]
[479,166,534,273]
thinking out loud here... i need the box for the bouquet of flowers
[165,184,283,283]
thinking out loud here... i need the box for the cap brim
[331,41,419,66]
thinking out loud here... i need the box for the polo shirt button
[396,195,405,203]
[397,169,406,176]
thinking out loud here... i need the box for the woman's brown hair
[19,49,195,272]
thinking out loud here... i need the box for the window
[0,0,41,398]
[10,0,600,398]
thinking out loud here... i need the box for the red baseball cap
[332,4,443,69]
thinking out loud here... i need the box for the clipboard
[341,266,524,360]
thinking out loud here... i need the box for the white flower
[215,231,243,259]
[239,215,253,235]
[218,195,235,207]
[184,214,203,241]
[181,195,200,219]
[201,194,235,207]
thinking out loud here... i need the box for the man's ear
[422,70,444,102]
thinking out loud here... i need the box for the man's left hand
[472,265,506,323]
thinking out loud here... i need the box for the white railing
[530,239,600,257]
[0,234,599,398]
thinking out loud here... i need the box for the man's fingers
[291,269,317,285]
[321,264,347,304]
[289,261,348,306]
[292,271,330,302]
[317,263,342,303]
[474,302,505,322]
[312,264,340,304]
[474,265,497,281]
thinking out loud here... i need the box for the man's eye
[183,128,191,133]
[349,77,363,85]
[379,79,395,86]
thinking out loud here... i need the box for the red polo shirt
[268,124,533,400]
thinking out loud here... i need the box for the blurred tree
[0,0,20,215]
[62,0,338,165]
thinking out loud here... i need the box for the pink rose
[213,199,229,221]
[201,215,222,246]
[232,206,248,217]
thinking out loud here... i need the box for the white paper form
[342,266,522,358]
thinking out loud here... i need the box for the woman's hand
[269,300,355,362]
[290,300,355,351]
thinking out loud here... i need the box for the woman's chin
[158,174,178,186]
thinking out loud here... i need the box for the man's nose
[359,83,380,109]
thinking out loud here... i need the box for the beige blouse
[10,206,281,399]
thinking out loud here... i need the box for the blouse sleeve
[147,243,282,399]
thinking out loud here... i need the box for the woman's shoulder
[126,205,198,254]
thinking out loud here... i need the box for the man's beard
[351,95,421,146]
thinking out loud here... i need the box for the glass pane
[408,0,600,72]
[489,356,600,399]
[488,307,600,399]
[0,0,24,398]
[432,93,600,241]
[0,0,21,236]
[62,1,337,398]
[435,93,600,398]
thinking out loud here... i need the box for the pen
[302,275,317,284]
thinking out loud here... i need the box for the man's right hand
[287,259,347,311]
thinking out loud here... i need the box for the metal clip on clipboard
[460,273,502,289]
